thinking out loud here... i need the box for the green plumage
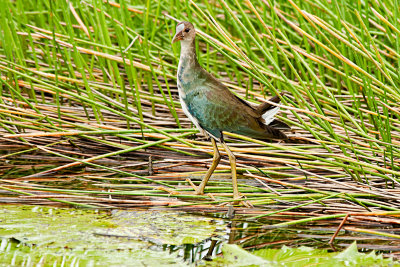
[177,38,288,141]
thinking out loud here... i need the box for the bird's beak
[172,31,183,44]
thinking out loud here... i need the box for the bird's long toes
[240,200,253,208]
[233,195,253,208]
[195,189,205,195]
[185,178,203,194]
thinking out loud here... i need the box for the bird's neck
[179,39,197,63]
[178,39,199,84]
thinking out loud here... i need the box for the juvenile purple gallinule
[172,21,289,200]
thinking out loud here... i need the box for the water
[0,205,398,266]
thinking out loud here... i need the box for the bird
[172,21,289,200]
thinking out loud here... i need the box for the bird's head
[172,21,195,44]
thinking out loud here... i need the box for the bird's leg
[191,138,221,195]
[221,142,240,200]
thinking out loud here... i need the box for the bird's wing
[185,77,271,138]
[185,68,287,140]
[200,70,260,116]
[184,85,244,139]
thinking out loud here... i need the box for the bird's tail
[256,94,290,130]
[261,105,280,125]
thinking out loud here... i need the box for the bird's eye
[184,28,190,33]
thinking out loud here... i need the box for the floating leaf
[211,242,399,267]
[0,205,225,266]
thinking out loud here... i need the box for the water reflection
[162,207,400,264]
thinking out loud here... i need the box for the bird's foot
[206,193,216,200]
[186,178,216,200]
[233,194,253,208]
[186,178,206,195]
[156,186,180,195]
[216,197,252,208]
[186,178,201,194]
[239,200,253,208]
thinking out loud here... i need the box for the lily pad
[0,205,225,266]
[211,242,399,267]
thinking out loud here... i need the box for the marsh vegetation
[1,0,400,264]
